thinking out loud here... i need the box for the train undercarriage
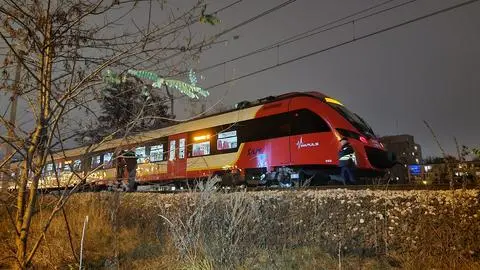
[121,165,389,192]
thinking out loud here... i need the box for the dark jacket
[338,143,356,168]
[123,151,137,171]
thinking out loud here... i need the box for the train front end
[319,94,396,177]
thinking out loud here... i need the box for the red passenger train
[7,91,395,190]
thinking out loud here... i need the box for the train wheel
[296,170,311,187]
[219,173,234,187]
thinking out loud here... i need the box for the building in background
[380,134,422,165]
[379,134,423,183]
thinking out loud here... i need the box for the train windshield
[327,103,376,138]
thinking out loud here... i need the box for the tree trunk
[14,16,53,269]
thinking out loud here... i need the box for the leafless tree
[0,0,222,268]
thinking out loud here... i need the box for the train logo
[247,147,264,156]
[296,137,319,149]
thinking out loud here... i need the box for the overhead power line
[213,0,244,14]
[193,0,404,75]
[154,0,298,68]
[212,0,298,39]
[205,0,480,90]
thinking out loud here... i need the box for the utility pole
[1,50,23,191]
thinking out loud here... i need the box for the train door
[167,133,187,179]
[237,99,292,171]
[115,150,128,184]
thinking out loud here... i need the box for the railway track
[135,183,480,194]
[4,183,477,196]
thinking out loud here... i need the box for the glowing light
[257,153,268,168]
[334,131,342,141]
[422,181,428,185]
[359,136,368,144]
[193,134,211,141]
[325,97,343,106]
[222,165,233,170]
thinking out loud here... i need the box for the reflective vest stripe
[339,154,355,160]
[339,154,358,165]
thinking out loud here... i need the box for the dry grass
[1,184,479,269]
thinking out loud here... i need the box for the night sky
[1,0,479,158]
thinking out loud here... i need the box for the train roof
[189,91,328,121]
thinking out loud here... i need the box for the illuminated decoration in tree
[127,69,209,99]
[189,69,198,86]
[103,69,127,85]
[199,4,221,25]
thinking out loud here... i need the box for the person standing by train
[116,151,127,189]
[338,138,357,184]
[124,149,138,192]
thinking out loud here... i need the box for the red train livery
[8,91,395,189]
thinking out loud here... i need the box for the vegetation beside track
[1,185,479,269]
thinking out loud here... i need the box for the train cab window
[73,160,82,172]
[217,130,237,150]
[135,147,147,163]
[179,138,186,159]
[290,109,330,135]
[169,140,176,161]
[192,141,210,156]
[91,155,101,169]
[150,144,164,162]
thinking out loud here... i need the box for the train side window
[46,163,53,173]
[179,138,186,159]
[63,161,72,172]
[169,140,176,161]
[73,160,82,172]
[240,113,291,142]
[192,141,210,156]
[290,109,330,135]
[104,152,114,168]
[135,147,147,163]
[150,144,164,162]
[91,155,101,169]
[217,130,237,150]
